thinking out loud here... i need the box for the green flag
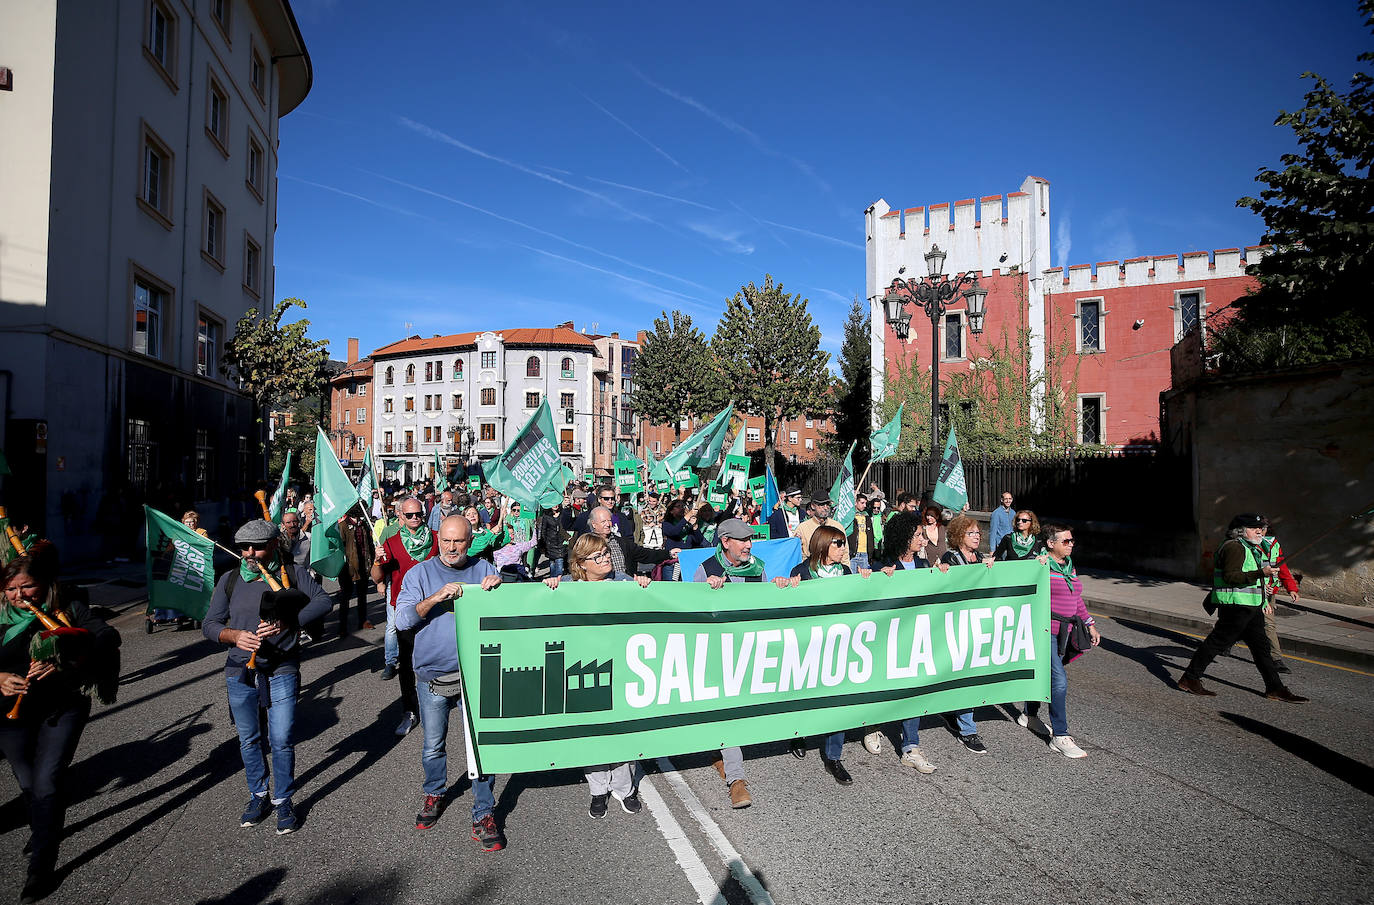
[433,450,449,492]
[931,427,968,512]
[870,402,904,462]
[617,441,637,463]
[483,399,568,511]
[663,405,734,475]
[310,427,360,578]
[648,449,670,484]
[355,447,379,511]
[144,506,214,619]
[830,442,857,531]
[614,459,643,494]
[268,450,293,524]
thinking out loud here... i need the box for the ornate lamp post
[881,244,990,457]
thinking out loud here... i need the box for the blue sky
[276,0,1368,366]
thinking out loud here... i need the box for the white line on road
[638,773,729,905]
[655,757,776,905]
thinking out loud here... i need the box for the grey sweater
[202,564,334,678]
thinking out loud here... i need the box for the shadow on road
[1220,712,1374,798]
[118,637,219,687]
[493,768,581,823]
[192,865,429,905]
[1100,618,1269,697]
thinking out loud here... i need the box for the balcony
[560,369,575,379]
[559,441,583,454]
[382,443,394,453]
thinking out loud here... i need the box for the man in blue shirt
[395,515,505,851]
[989,491,1015,552]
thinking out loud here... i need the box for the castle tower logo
[479,641,613,719]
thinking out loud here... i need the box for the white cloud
[685,222,755,255]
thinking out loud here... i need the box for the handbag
[428,671,464,698]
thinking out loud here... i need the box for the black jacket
[605,533,673,576]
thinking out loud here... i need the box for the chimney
[611,332,619,339]
[557,320,575,330]
[347,337,359,364]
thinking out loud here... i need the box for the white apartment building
[0,0,311,559]
[589,331,641,476]
[370,323,601,485]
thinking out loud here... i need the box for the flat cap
[716,518,754,540]
[1228,513,1264,530]
[233,519,280,544]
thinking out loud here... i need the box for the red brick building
[329,338,373,473]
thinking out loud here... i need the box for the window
[404,396,414,412]
[358,383,367,396]
[805,419,813,429]
[202,190,226,269]
[246,133,264,199]
[621,347,637,378]
[343,409,350,424]
[127,419,156,488]
[653,441,661,454]
[344,384,353,397]
[194,428,214,500]
[789,431,798,446]
[452,393,462,409]
[481,351,496,369]
[250,46,266,103]
[480,423,496,442]
[384,430,393,451]
[434,360,443,381]
[1078,395,1105,445]
[433,394,442,410]
[144,0,177,88]
[1175,290,1203,341]
[205,72,229,155]
[942,312,964,360]
[210,0,230,41]
[357,408,365,424]
[405,364,415,383]
[196,313,221,377]
[383,397,394,414]
[423,426,432,443]
[404,430,414,452]
[481,388,496,406]
[139,123,174,227]
[1077,298,1103,353]
[561,357,574,378]
[453,358,463,378]
[425,361,433,382]
[423,395,431,411]
[384,366,394,385]
[132,272,168,359]
[525,392,540,409]
[243,233,261,297]
[526,356,540,377]
[560,392,574,408]
[805,438,814,450]
[746,428,760,443]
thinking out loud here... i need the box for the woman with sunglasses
[544,533,650,818]
[994,510,1046,561]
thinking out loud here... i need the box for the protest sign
[615,460,643,494]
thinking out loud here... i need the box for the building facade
[0,0,310,558]
[329,338,373,474]
[370,323,600,485]
[866,176,1265,448]
[589,332,641,475]
[639,412,836,467]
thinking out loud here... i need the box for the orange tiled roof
[370,326,601,359]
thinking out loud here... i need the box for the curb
[1085,596,1374,672]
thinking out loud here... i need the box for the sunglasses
[238,542,266,552]
[830,539,847,547]
[401,512,424,519]
[1016,518,1031,524]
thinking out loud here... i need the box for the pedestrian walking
[989,491,1016,551]
[370,497,439,735]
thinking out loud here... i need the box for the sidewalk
[1079,568,1374,670]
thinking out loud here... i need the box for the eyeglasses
[238,543,264,552]
[1015,518,1031,524]
[401,512,424,519]
[1058,538,1076,545]
[830,539,847,547]
[581,551,611,563]
[965,529,981,536]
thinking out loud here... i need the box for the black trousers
[1183,604,1284,692]
[397,629,419,716]
[337,574,370,632]
[0,697,91,875]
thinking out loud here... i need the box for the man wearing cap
[692,518,795,808]
[767,486,803,539]
[202,519,335,835]
[1177,513,1308,702]
[796,496,851,567]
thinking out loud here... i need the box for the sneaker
[958,733,988,755]
[589,793,610,819]
[788,738,807,758]
[617,790,642,815]
[471,814,505,852]
[416,794,442,829]
[381,664,397,681]
[728,779,752,809]
[1016,711,1029,728]
[299,631,313,645]
[396,711,418,736]
[900,747,936,774]
[862,731,883,755]
[275,799,298,834]
[1048,735,1087,759]
[240,794,271,827]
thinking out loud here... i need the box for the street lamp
[881,244,990,457]
[449,417,475,464]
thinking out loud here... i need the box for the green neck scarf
[816,563,846,579]
[400,523,433,560]
[1048,555,1077,592]
[239,554,285,583]
[469,528,496,556]
[1011,533,1037,556]
[713,546,765,579]
[0,602,43,645]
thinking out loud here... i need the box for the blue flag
[763,466,779,517]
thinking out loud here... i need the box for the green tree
[224,297,330,456]
[632,310,716,442]
[825,296,871,463]
[268,396,321,479]
[1226,1,1374,369]
[711,275,831,475]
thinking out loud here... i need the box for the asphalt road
[2,596,1371,905]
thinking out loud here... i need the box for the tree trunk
[763,412,776,479]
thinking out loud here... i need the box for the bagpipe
[4,601,96,720]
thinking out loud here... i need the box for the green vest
[1212,539,1268,607]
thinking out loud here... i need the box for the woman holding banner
[788,525,871,786]
[544,533,650,819]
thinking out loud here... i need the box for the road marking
[1090,611,1374,678]
[655,756,776,905]
[638,774,728,905]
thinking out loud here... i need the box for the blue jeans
[900,710,976,751]
[1026,653,1069,736]
[416,681,496,821]
[383,601,399,666]
[226,671,299,804]
[548,557,566,578]
[822,730,845,761]
[850,553,870,572]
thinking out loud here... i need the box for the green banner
[751,523,771,540]
[455,561,1050,775]
[748,474,767,505]
[484,399,568,511]
[704,480,728,507]
[870,402,904,462]
[614,460,643,494]
[830,441,856,531]
[268,450,293,524]
[144,506,214,619]
[672,468,699,490]
[356,446,378,508]
[468,475,482,494]
[932,427,968,512]
[310,427,359,578]
[663,405,734,475]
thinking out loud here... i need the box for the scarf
[1011,533,1037,557]
[0,602,47,645]
[816,563,846,579]
[713,546,765,579]
[399,523,433,560]
[239,554,285,583]
[1048,555,1078,593]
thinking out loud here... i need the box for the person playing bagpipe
[202,519,333,836]
[0,541,120,903]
